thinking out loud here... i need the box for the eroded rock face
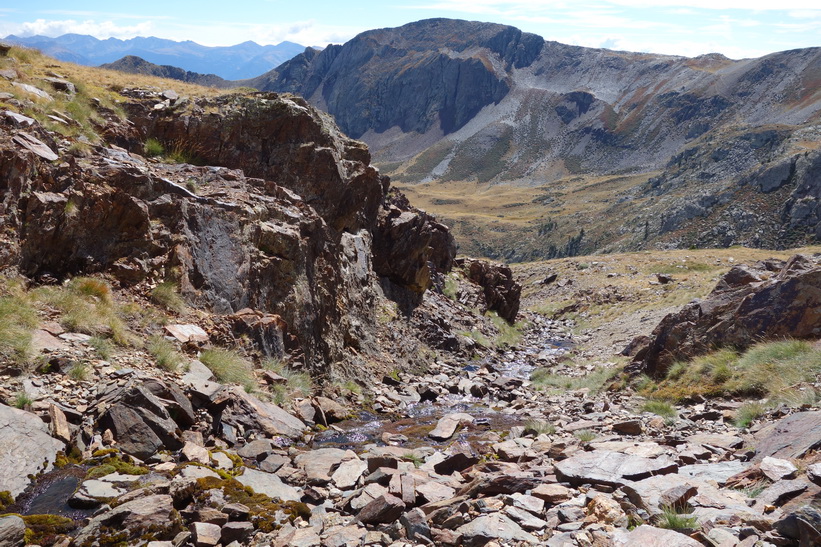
[0,90,457,373]
[0,404,65,496]
[457,258,521,323]
[629,254,821,377]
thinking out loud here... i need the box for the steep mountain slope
[3,34,305,79]
[253,18,821,260]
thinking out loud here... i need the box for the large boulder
[457,258,521,323]
[0,404,65,496]
[629,255,821,377]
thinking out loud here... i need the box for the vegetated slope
[253,18,821,261]
[3,33,305,79]
[100,56,233,88]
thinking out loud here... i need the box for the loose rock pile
[0,313,818,546]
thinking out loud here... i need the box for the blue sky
[1,1,819,59]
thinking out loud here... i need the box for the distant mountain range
[2,34,305,80]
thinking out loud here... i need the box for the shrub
[143,137,164,157]
[199,348,255,389]
[68,362,89,381]
[734,401,766,428]
[13,391,33,409]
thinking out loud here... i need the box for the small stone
[357,493,405,524]
[190,522,221,547]
[182,442,211,464]
[220,521,254,544]
[612,420,643,435]
[429,413,474,441]
[532,483,572,504]
[760,456,798,481]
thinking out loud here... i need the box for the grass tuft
[143,137,164,157]
[641,400,677,420]
[13,391,33,409]
[531,364,619,395]
[0,281,38,364]
[148,335,184,372]
[734,401,766,428]
[150,281,186,313]
[574,429,596,442]
[656,505,698,530]
[523,419,556,436]
[68,362,89,381]
[199,348,255,389]
[262,358,313,405]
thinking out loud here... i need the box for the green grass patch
[523,419,556,436]
[574,429,596,442]
[199,348,255,389]
[531,365,619,395]
[263,358,313,405]
[646,340,821,402]
[734,401,766,428]
[13,391,33,409]
[150,281,186,314]
[148,335,184,372]
[32,277,132,345]
[641,400,677,423]
[143,137,164,157]
[656,505,697,530]
[0,280,38,364]
[89,336,114,360]
[68,362,89,381]
[487,311,527,348]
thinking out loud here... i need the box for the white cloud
[10,18,154,39]
[406,0,820,12]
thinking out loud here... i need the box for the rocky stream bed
[1,312,819,547]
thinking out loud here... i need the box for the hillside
[2,34,305,79]
[100,55,233,88]
[253,18,821,260]
[0,44,820,547]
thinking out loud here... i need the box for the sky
[1,1,820,59]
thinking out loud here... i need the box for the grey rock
[0,404,65,496]
[400,508,432,543]
[294,447,352,485]
[429,412,474,441]
[73,494,179,545]
[753,479,809,510]
[753,411,821,461]
[0,515,25,547]
[760,456,798,481]
[612,524,703,546]
[456,513,539,546]
[504,505,549,531]
[69,479,126,508]
[190,522,221,547]
[11,131,58,161]
[220,521,254,544]
[211,386,305,439]
[678,460,749,484]
[356,493,405,524]
[235,468,301,501]
[554,449,677,487]
[612,419,643,435]
[532,483,572,504]
[331,458,367,490]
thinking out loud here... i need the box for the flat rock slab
[753,411,821,461]
[612,524,703,546]
[165,324,208,343]
[236,468,301,502]
[12,132,58,161]
[678,461,749,484]
[211,385,305,439]
[0,404,65,496]
[684,433,743,450]
[429,412,474,441]
[456,512,539,546]
[554,449,677,487]
[294,447,354,485]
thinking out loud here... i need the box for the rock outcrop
[1,88,458,374]
[629,254,821,377]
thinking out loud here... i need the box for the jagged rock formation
[629,254,821,378]
[0,87,460,375]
